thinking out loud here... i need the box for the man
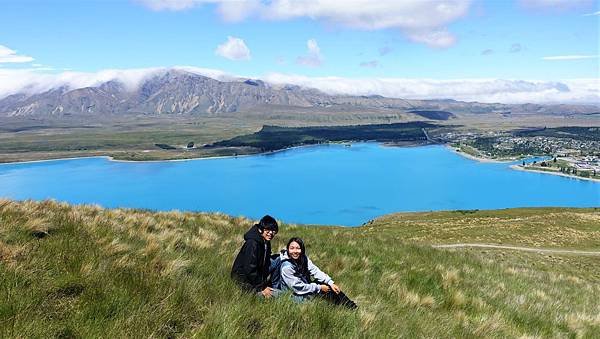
[231,215,279,298]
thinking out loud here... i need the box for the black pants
[319,290,358,309]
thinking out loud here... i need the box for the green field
[0,116,261,163]
[0,119,441,163]
[1,200,599,337]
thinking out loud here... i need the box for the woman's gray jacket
[279,250,334,296]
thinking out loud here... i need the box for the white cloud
[136,0,472,48]
[0,66,598,105]
[259,1,471,28]
[0,45,34,63]
[0,68,163,98]
[403,28,457,48]
[263,73,600,104]
[216,0,262,22]
[134,0,212,11]
[296,39,323,67]
[215,36,251,61]
[583,10,600,16]
[542,55,598,60]
[519,0,593,10]
[0,66,233,99]
[260,0,472,48]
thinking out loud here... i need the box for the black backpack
[268,252,289,290]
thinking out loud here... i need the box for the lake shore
[445,145,516,163]
[0,148,258,165]
[3,143,598,187]
[2,142,597,226]
[0,151,258,166]
[0,142,352,165]
[510,164,600,183]
[0,140,425,165]
[0,148,260,165]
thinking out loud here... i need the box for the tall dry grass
[0,200,598,337]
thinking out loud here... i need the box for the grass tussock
[0,200,599,338]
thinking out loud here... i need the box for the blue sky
[0,0,598,103]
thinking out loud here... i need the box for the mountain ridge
[1,69,598,118]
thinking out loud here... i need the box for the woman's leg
[320,291,358,309]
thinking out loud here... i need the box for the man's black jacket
[231,225,271,292]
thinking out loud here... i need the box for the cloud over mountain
[0,67,233,99]
[0,65,598,105]
[263,73,600,104]
[215,36,251,61]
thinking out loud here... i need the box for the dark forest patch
[210,122,438,152]
[408,110,456,120]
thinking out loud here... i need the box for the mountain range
[0,69,597,118]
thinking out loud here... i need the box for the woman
[279,237,357,309]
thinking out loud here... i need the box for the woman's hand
[320,284,331,293]
[330,283,341,294]
[261,287,274,298]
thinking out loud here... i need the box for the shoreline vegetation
[1,200,599,337]
[451,147,600,182]
[0,122,437,164]
[510,164,600,183]
[208,122,436,151]
[0,121,597,183]
[446,145,515,164]
[0,122,438,163]
[448,143,600,182]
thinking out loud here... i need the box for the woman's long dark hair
[286,237,310,279]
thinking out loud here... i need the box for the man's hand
[261,287,274,298]
[320,284,331,293]
[330,283,341,294]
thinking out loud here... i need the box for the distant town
[437,127,600,181]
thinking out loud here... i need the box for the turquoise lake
[0,143,598,226]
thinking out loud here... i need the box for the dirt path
[432,243,600,256]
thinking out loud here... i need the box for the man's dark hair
[257,215,278,233]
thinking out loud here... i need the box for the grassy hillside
[1,200,599,338]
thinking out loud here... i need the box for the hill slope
[1,200,599,337]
